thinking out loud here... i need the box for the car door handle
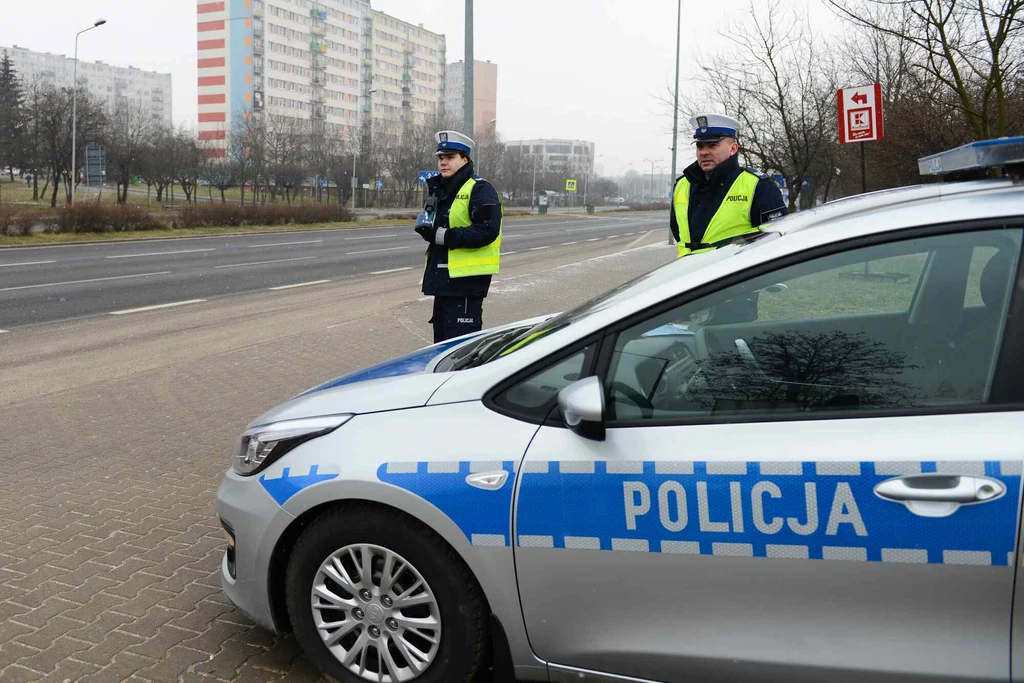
[874,474,1005,518]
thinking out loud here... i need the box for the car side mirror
[558,376,606,441]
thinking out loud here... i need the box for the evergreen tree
[0,51,27,181]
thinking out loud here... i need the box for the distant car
[218,138,1024,682]
[612,196,627,204]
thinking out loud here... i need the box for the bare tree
[107,100,153,203]
[171,129,203,204]
[692,0,840,209]
[29,84,106,206]
[266,116,308,204]
[227,115,256,205]
[204,159,236,202]
[828,0,1024,140]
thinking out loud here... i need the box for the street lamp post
[71,18,106,205]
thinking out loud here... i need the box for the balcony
[310,8,328,20]
[253,7,263,16]
[310,42,328,53]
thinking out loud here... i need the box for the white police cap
[690,113,741,142]
[435,130,475,157]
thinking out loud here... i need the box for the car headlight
[233,414,353,476]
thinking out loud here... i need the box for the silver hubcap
[311,543,442,682]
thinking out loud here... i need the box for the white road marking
[585,238,601,242]
[501,251,517,255]
[562,241,579,245]
[605,235,621,239]
[246,240,322,248]
[106,249,215,259]
[345,234,396,240]
[0,271,171,292]
[348,246,410,255]
[0,260,56,267]
[369,267,413,275]
[215,257,315,269]
[0,330,7,334]
[109,299,208,315]
[528,246,550,251]
[269,280,332,290]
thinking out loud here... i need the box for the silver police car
[217,139,1024,683]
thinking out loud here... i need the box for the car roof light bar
[919,137,1024,178]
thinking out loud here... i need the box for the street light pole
[71,18,106,205]
[669,0,681,185]
[464,0,474,136]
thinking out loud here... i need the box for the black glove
[414,223,436,242]
[414,196,438,242]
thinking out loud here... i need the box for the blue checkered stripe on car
[377,460,1022,565]
[516,460,1022,566]
[377,461,518,548]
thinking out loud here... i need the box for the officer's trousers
[430,295,484,343]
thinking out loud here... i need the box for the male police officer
[415,130,502,343]
[671,113,787,258]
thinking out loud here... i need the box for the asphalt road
[0,212,665,329]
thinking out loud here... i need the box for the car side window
[492,344,596,423]
[606,228,1022,422]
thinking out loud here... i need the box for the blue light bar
[919,137,1024,176]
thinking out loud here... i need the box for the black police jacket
[669,154,788,246]
[421,162,502,298]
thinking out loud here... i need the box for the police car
[217,139,1024,683]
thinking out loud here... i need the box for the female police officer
[414,130,503,343]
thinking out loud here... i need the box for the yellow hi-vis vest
[446,177,502,277]
[674,171,760,258]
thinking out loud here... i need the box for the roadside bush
[625,203,671,212]
[0,205,53,236]
[53,204,166,233]
[174,203,353,229]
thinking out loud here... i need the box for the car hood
[252,373,454,426]
[250,314,555,426]
[299,334,481,396]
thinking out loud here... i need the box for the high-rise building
[505,139,596,176]
[0,44,173,129]
[367,12,445,137]
[444,59,497,137]
[196,0,371,157]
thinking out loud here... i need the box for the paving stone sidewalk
[0,241,673,682]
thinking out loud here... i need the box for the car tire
[285,505,488,683]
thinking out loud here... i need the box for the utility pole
[669,0,681,242]
[464,1,474,137]
[669,0,681,184]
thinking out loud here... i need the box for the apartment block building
[505,139,597,175]
[443,59,497,137]
[196,0,370,156]
[1,44,172,128]
[367,11,445,135]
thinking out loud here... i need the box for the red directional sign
[838,83,883,144]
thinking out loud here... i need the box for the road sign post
[838,83,884,277]
[838,83,883,195]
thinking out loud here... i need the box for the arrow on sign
[852,93,868,105]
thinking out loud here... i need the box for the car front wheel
[285,505,488,683]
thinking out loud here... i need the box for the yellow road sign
[565,179,577,192]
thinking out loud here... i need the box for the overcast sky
[2,0,841,177]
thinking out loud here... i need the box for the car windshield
[476,232,780,364]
